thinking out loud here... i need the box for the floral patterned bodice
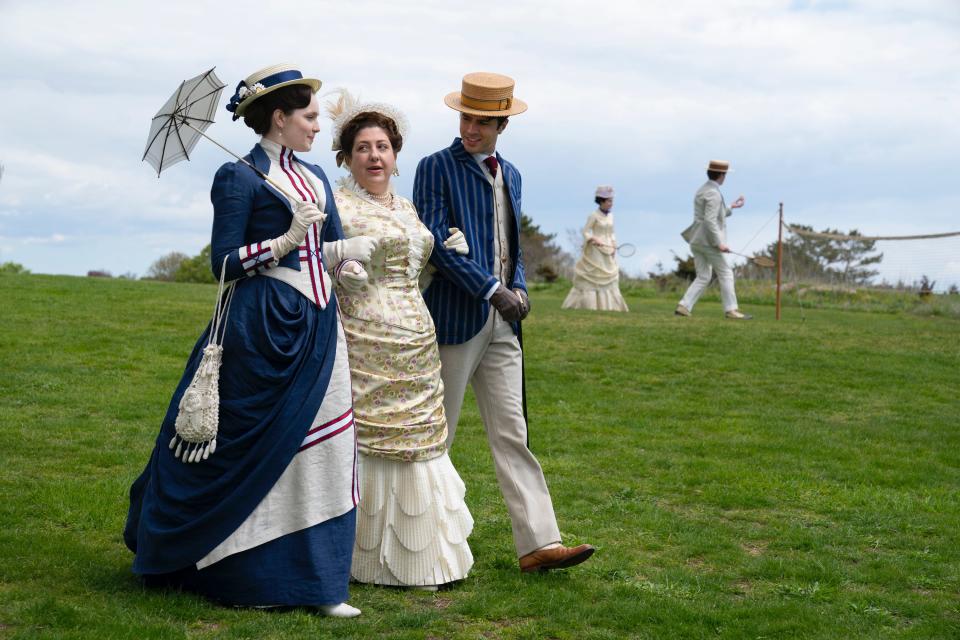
[333,185,435,334]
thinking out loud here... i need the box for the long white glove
[323,235,378,266]
[269,201,327,259]
[337,259,369,293]
[443,227,469,255]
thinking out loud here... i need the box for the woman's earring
[278,128,283,138]
[392,167,400,177]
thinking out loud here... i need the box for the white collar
[336,174,398,210]
[472,151,496,165]
[259,137,290,164]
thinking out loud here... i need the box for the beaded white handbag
[169,257,235,463]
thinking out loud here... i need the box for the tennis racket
[729,250,775,268]
[596,242,636,258]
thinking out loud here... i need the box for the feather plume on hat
[325,88,409,167]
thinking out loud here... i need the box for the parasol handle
[180,120,300,201]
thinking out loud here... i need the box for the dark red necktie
[483,155,498,178]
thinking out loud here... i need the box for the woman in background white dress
[562,185,629,312]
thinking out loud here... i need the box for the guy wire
[739,208,780,255]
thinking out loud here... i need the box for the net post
[776,203,783,320]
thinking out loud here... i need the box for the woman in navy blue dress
[125,64,377,617]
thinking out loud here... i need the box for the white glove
[337,259,369,293]
[323,235,378,266]
[269,201,327,259]
[443,227,469,255]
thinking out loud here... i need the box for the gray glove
[269,201,327,259]
[490,284,524,322]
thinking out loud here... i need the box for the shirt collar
[258,137,288,164]
[472,151,496,165]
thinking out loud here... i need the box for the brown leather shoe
[519,544,595,573]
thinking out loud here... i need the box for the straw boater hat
[444,72,528,117]
[706,160,731,173]
[226,63,321,121]
[595,185,615,199]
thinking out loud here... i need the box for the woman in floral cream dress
[326,91,474,590]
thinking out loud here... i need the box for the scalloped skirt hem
[351,452,474,587]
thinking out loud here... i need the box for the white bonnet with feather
[326,89,410,163]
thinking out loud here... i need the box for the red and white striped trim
[239,241,274,276]
[279,146,318,204]
[299,407,355,452]
[279,146,329,308]
[303,223,328,306]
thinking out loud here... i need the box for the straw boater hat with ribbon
[595,185,615,199]
[444,72,528,117]
[226,63,321,121]
[706,160,731,173]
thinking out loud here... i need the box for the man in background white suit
[675,160,752,320]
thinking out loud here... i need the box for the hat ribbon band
[252,69,305,91]
[460,94,513,111]
[226,70,306,120]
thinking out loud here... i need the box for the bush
[175,245,216,284]
[0,261,29,275]
[145,251,189,281]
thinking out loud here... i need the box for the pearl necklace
[337,175,397,210]
[367,190,395,209]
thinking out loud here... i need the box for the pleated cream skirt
[352,452,474,587]
[562,282,630,311]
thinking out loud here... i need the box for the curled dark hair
[242,84,313,136]
[337,112,403,167]
[707,169,725,181]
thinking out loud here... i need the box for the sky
[1,0,958,288]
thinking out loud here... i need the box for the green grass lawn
[1,274,958,639]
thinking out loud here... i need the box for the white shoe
[412,585,438,592]
[317,602,361,618]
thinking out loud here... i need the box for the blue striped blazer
[413,138,527,345]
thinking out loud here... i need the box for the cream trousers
[679,244,739,312]
[438,309,561,557]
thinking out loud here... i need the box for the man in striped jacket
[413,72,595,574]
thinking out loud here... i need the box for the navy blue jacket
[210,144,342,281]
[413,138,527,344]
